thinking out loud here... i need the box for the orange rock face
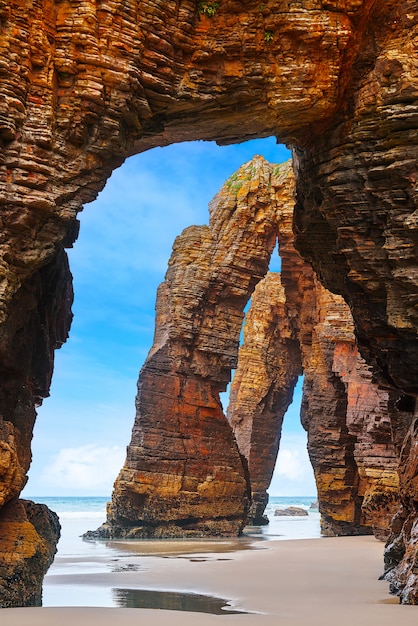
[0,499,60,607]
[0,0,416,605]
[228,272,302,524]
[301,281,399,539]
[227,165,399,539]
[91,156,285,537]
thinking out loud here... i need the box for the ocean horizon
[26,494,321,541]
[26,494,321,544]
[25,494,318,510]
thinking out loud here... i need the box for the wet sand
[3,535,418,625]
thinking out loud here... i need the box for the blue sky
[22,137,316,499]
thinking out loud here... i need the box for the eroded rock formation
[100,156,399,542]
[0,0,417,606]
[290,1,418,601]
[233,272,401,537]
[228,272,302,525]
[301,281,400,540]
[91,156,284,538]
[0,499,60,607]
[0,247,71,606]
[227,167,399,539]
[228,163,308,525]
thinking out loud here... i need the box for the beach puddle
[112,588,249,614]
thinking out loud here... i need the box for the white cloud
[275,447,308,480]
[40,445,126,494]
[268,433,317,497]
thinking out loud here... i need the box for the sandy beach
[3,535,418,626]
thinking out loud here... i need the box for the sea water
[29,495,321,553]
[26,495,321,607]
[261,495,321,540]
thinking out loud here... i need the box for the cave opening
[1,0,415,608]
[22,137,292,499]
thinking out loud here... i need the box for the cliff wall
[301,281,399,539]
[291,1,418,599]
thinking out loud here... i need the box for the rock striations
[0,0,417,606]
[228,271,302,526]
[227,164,399,539]
[96,158,399,546]
[227,163,304,525]
[301,281,400,540]
[91,156,282,538]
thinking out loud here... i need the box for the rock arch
[0,0,417,605]
[90,156,286,538]
[91,157,399,548]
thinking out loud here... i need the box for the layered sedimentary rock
[384,402,418,603]
[233,271,400,538]
[91,156,284,538]
[228,272,302,524]
[228,166,399,539]
[301,281,399,539]
[107,156,398,539]
[0,247,72,606]
[0,0,416,605]
[0,499,60,607]
[331,342,400,539]
[228,163,311,524]
[291,1,418,601]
